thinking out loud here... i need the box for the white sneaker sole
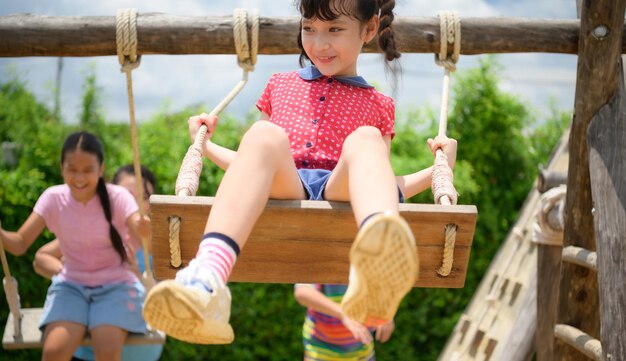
[143,280,234,344]
[341,214,419,325]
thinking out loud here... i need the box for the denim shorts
[40,276,147,334]
[73,343,163,361]
[297,169,405,202]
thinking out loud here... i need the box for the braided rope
[434,11,461,277]
[169,9,259,268]
[0,220,23,339]
[532,185,566,246]
[116,9,155,290]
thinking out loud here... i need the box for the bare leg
[91,325,127,361]
[42,322,86,361]
[204,120,306,246]
[324,126,418,326]
[143,121,306,345]
[324,126,399,222]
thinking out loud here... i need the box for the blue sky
[0,0,578,124]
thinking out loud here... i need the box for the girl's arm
[189,112,271,171]
[396,167,433,199]
[126,212,151,252]
[33,239,63,279]
[188,113,237,171]
[396,135,458,199]
[0,212,46,256]
[294,285,373,344]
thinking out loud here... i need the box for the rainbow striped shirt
[298,284,375,361]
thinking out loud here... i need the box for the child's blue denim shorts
[297,169,405,202]
[40,276,147,334]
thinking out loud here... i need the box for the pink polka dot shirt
[256,66,395,170]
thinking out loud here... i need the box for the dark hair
[113,164,157,195]
[296,0,400,66]
[61,132,127,263]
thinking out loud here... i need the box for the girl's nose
[313,34,331,51]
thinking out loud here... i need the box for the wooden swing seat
[151,195,477,288]
[2,308,165,350]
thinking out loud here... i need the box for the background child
[143,0,457,345]
[295,284,395,361]
[32,164,162,361]
[0,132,150,360]
[292,173,452,360]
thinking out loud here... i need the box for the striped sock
[359,212,382,229]
[194,232,240,284]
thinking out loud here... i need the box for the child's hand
[188,113,218,143]
[427,135,457,169]
[374,320,395,343]
[340,314,373,344]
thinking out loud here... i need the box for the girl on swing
[143,0,457,345]
[0,132,151,361]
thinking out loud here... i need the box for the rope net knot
[532,185,566,246]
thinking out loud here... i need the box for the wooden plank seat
[151,195,477,288]
[2,308,165,350]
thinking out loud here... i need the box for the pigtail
[377,0,400,62]
[96,177,128,263]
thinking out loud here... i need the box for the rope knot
[233,8,259,74]
[116,9,141,72]
[435,11,461,72]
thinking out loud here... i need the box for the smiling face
[301,13,378,77]
[61,149,104,203]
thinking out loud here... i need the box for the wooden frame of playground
[0,0,624,359]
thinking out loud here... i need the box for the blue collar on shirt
[298,65,373,89]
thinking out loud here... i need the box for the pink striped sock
[195,236,238,283]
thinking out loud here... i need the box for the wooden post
[1,14,626,56]
[536,243,564,360]
[556,0,626,359]
[586,59,626,361]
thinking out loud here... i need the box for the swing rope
[433,11,460,277]
[0,219,23,341]
[116,8,155,290]
[168,8,259,268]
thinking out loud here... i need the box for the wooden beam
[556,0,626,359]
[2,14,626,57]
[149,196,477,288]
[587,59,626,361]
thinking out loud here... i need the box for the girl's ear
[363,15,380,43]
[99,162,106,178]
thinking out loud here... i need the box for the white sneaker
[142,260,234,344]
[341,213,419,326]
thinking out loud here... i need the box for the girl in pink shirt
[0,131,151,361]
[143,0,457,346]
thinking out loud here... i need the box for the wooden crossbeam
[2,14,626,57]
[150,195,477,288]
[2,308,165,350]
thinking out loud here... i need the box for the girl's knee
[343,126,385,152]
[240,121,290,152]
[42,343,73,361]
